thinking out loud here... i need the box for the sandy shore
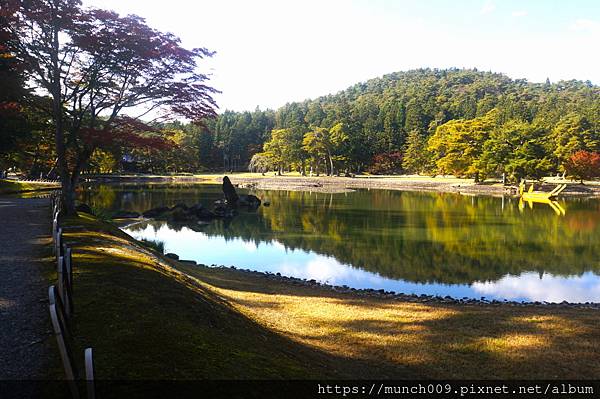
[89,173,600,197]
[230,175,512,195]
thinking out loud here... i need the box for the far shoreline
[84,173,600,197]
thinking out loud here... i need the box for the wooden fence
[50,192,96,399]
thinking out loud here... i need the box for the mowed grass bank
[0,179,60,194]
[177,266,600,380]
[59,213,408,384]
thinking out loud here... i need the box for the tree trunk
[70,148,92,199]
[50,3,75,215]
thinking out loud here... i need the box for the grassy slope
[60,213,407,383]
[0,179,60,194]
[177,266,600,380]
[59,212,600,386]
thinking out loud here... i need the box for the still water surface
[80,184,600,303]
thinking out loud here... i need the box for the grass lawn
[178,265,600,380]
[0,179,60,194]
[58,212,600,386]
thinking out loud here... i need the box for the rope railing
[49,192,95,399]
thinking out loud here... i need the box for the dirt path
[0,197,55,385]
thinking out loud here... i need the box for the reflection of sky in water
[472,272,600,303]
[125,223,600,303]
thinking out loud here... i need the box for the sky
[83,0,600,112]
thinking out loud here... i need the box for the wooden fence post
[55,228,63,260]
[62,245,74,315]
[52,218,58,254]
[49,289,79,399]
[85,348,96,399]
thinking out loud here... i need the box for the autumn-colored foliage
[4,0,217,212]
[367,152,403,175]
[565,151,600,182]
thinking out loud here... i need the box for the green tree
[402,129,431,174]
[248,153,272,174]
[263,128,302,175]
[302,127,329,175]
[477,121,553,182]
[202,69,599,177]
[302,124,349,175]
[553,113,600,171]
[428,110,498,179]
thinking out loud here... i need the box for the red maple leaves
[565,151,600,181]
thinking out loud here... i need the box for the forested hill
[189,68,598,180]
[4,68,598,179]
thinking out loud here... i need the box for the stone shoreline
[167,255,600,310]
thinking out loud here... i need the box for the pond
[79,183,600,303]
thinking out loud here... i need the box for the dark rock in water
[238,194,261,207]
[75,203,94,215]
[222,176,239,206]
[214,204,236,218]
[171,203,189,212]
[196,207,216,219]
[165,253,179,260]
[112,210,140,219]
[189,203,204,213]
[169,207,190,222]
[214,204,226,216]
[189,203,215,219]
[143,206,170,218]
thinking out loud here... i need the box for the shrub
[367,152,403,175]
[565,151,600,182]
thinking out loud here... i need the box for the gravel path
[0,197,55,385]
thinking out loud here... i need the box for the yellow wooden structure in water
[518,181,566,215]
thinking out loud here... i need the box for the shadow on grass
[182,264,600,380]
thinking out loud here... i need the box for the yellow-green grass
[0,179,60,194]
[189,172,475,182]
[60,212,600,382]
[59,213,407,385]
[176,265,600,380]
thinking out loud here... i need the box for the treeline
[201,68,599,181]
[3,68,599,180]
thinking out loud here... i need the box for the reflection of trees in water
[79,183,225,213]
[83,185,600,284]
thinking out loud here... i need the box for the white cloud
[242,241,258,252]
[472,272,600,303]
[481,0,496,15]
[511,10,528,18]
[570,18,600,33]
